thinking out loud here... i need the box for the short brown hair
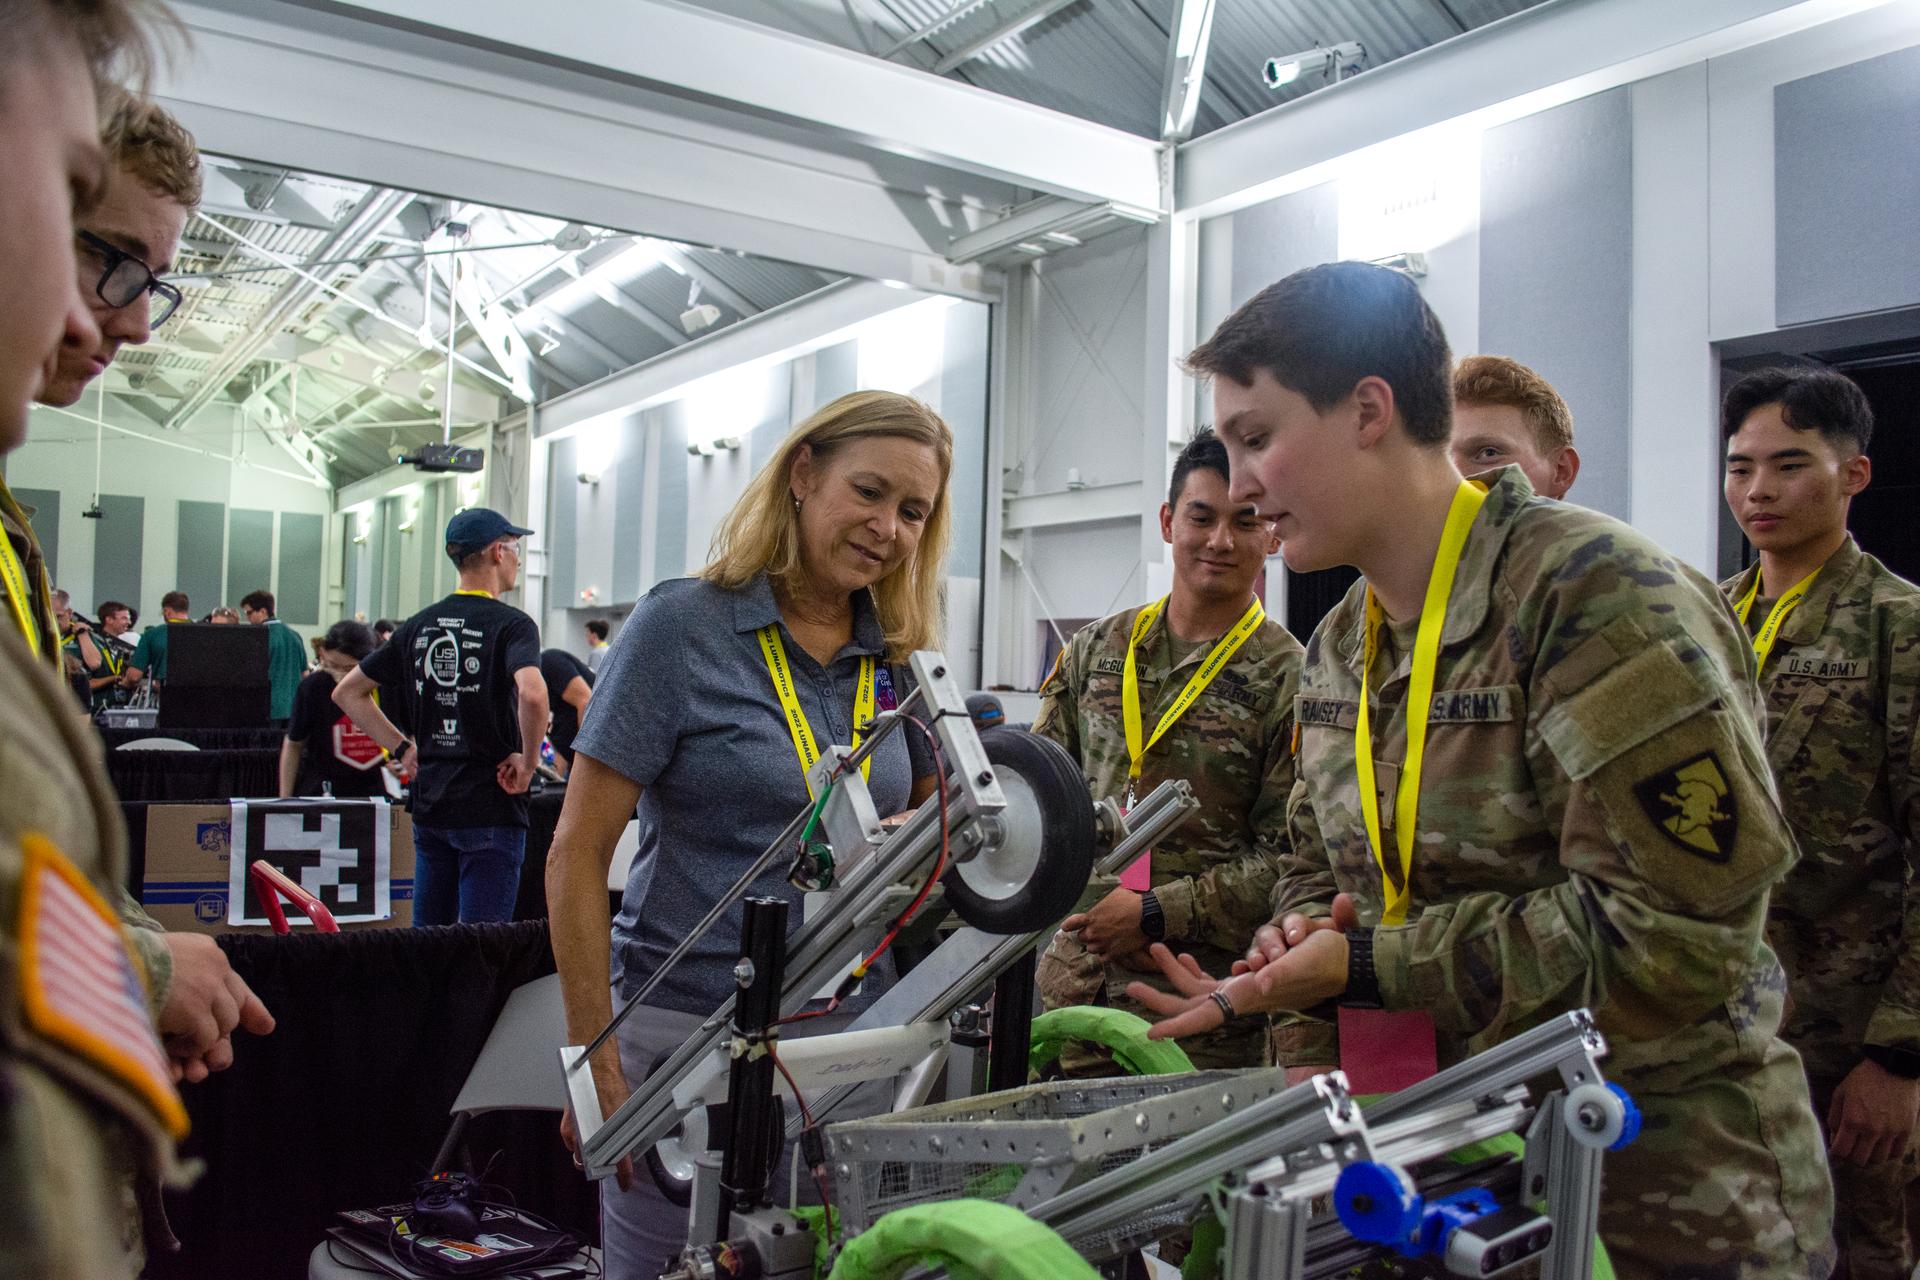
[105,95,201,208]
[1453,355,1574,453]
[161,590,188,613]
[1186,262,1455,446]
[1,0,176,102]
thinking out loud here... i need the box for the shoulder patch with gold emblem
[17,833,188,1138]
[1632,752,1737,863]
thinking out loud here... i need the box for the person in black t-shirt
[280,620,389,798]
[333,509,548,925]
[538,647,594,775]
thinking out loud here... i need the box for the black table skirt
[105,746,280,803]
[148,920,597,1280]
[99,725,284,753]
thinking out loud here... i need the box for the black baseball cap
[445,508,533,554]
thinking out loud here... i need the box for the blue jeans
[411,824,526,925]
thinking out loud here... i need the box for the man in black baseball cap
[333,508,548,924]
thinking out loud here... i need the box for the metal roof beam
[281,0,1159,210]
[538,279,932,438]
[652,247,761,318]
[164,187,413,430]
[1160,0,1219,143]
[929,0,1082,75]
[1176,0,1887,218]
[163,3,1005,293]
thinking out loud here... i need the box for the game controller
[411,1171,481,1239]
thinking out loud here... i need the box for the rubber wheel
[942,729,1094,935]
[643,1052,784,1207]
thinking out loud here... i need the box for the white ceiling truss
[128,0,1876,491]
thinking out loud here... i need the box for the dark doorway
[1829,350,1920,585]
[1286,565,1361,646]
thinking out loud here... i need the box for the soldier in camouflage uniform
[1033,429,1302,1072]
[1136,262,1834,1280]
[1721,366,1920,1280]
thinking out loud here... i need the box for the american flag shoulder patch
[17,832,188,1139]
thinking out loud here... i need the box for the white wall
[1001,0,1920,654]
[532,296,994,679]
[9,401,333,636]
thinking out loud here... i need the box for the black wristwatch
[1138,889,1166,943]
[1864,1045,1920,1079]
[395,737,415,758]
[1342,926,1382,1008]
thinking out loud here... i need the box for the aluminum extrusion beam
[313,0,1161,211]
[1176,0,1888,217]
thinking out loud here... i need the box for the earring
[793,494,803,511]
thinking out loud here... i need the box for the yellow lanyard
[1733,570,1820,672]
[453,589,493,598]
[1122,595,1265,791]
[757,624,875,796]
[0,531,53,661]
[1355,480,1489,927]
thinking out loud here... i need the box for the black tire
[942,729,1095,934]
[644,1057,785,1207]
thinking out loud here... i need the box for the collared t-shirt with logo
[360,592,541,829]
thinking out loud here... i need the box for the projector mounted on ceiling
[396,443,485,474]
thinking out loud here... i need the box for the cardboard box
[142,802,415,934]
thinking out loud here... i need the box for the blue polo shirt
[576,573,933,1016]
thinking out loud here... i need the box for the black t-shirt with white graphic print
[286,669,389,797]
[360,592,542,829]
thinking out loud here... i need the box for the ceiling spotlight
[1263,41,1365,90]
[686,438,718,457]
[680,302,721,336]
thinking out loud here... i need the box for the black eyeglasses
[76,229,182,328]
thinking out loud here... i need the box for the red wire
[856,713,948,974]
[768,1039,836,1247]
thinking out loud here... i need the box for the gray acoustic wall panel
[277,511,324,625]
[227,509,274,608]
[812,340,858,410]
[1776,45,1920,325]
[612,416,646,604]
[548,435,578,607]
[415,483,441,604]
[1228,181,1339,309]
[379,498,402,619]
[368,511,388,622]
[93,495,143,616]
[941,301,990,579]
[176,500,225,621]
[1481,88,1633,521]
[13,487,58,586]
[655,408,688,581]
[342,523,360,622]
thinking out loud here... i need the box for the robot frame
[557,651,1639,1280]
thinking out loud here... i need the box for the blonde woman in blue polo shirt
[549,390,950,1275]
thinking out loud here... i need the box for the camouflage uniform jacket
[0,475,171,999]
[1033,600,1302,1003]
[0,624,189,1278]
[1721,536,1920,1082]
[1277,466,1832,1274]
[0,477,62,668]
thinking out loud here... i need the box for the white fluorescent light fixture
[1263,41,1365,90]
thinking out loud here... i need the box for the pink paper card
[1119,850,1151,892]
[1337,1007,1438,1095]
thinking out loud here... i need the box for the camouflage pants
[1805,1074,1920,1280]
[1035,929,1265,1074]
[1597,1052,1836,1280]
